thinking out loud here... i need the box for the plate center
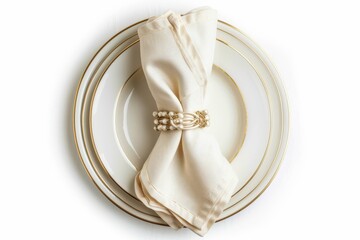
[115,66,247,171]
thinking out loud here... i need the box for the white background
[1,0,359,239]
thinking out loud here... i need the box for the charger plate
[73,19,289,225]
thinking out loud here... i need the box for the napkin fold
[134,7,238,236]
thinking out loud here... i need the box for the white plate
[90,40,270,198]
[73,20,289,225]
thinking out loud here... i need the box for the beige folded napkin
[134,7,238,236]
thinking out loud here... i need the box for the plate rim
[73,19,289,225]
[89,36,272,204]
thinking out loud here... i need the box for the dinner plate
[88,27,273,218]
[90,40,270,198]
[73,19,289,225]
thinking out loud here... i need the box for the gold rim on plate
[73,19,289,225]
[85,35,270,220]
[87,37,269,208]
[76,21,278,222]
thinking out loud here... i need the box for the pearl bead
[203,110,208,114]
[154,119,159,125]
[178,124,183,129]
[157,125,162,130]
[206,120,210,126]
[153,126,157,131]
[169,126,176,130]
[205,115,210,120]
[177,113,184,119]
[169,111,174,117]
[152,111,158,117]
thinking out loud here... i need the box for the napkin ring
[153,110,210,131]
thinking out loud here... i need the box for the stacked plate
[73,19,289,225]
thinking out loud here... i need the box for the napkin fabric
[134,7,238,236]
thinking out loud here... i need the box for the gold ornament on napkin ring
[152,110,210,131]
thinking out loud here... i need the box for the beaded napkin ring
[153,110,210,131]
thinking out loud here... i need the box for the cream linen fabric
[134,7,238,236]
